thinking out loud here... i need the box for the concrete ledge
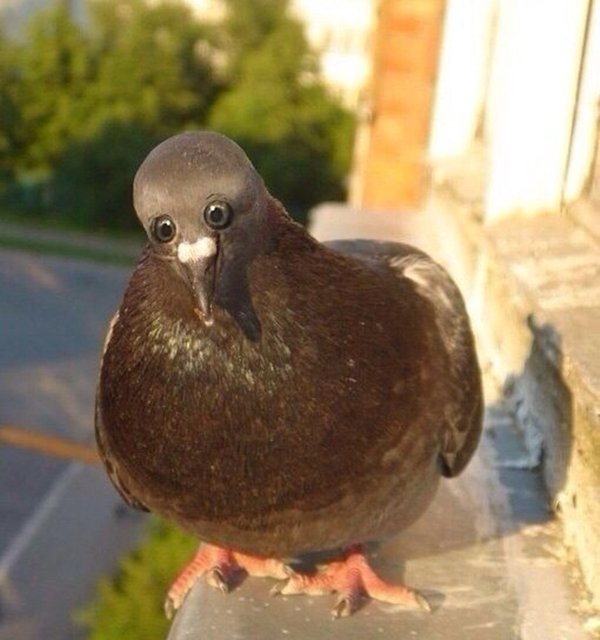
[428,186,600,607]
[166,203,592,638]
[168,401,588,640]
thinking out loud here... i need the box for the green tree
[0,28,21,182]
[43,0,221,229]
[10,0,222,227]
[12,0,218,173]
[209,0,354,216]
[49,121,161,230]
[1,0,354,229]
[215,0,303,83]
[15,2,93,172]
[85,0,218,135]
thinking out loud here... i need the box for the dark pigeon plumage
[95,131,483,616]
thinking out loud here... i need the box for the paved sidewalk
[166,205,592,640]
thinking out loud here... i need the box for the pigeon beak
[177,236,218,325]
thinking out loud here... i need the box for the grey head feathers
[132,131,280,339]
[134,132,265,231]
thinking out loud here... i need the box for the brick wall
[353,0,445,210]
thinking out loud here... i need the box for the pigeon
[95,131,483,619]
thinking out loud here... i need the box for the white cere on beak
[177,237,217,263]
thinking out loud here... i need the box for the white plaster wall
[429,0,596,219]
[563,0,600,202]
[485,0,590,218]
[429,0,497,159]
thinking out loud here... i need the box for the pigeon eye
[203,201,233,230]
[151,215,177,243]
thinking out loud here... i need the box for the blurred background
[0,0,359,229]
[0,0,599,638]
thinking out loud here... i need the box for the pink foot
[272,545,431,618]
[165,543,292,618]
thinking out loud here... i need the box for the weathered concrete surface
[487,214,600,611]
[167,206,592,640]
[426,180,600,610]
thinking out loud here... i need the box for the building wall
[425,0,600,603]
[350,0,600,217]
[429,0,600,220]
[350,0,446,211]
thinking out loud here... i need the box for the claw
[164,596,176,620]
[332,595,353,619]
[414,591,432,612]
[206,567,230,594]
[165,543,299,618]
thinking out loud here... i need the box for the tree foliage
[8,0,215,174]
[0,0,354,229]
[14,3,93,172]
[210,0,354,214]
[50,121,161,229]
[85,0,217,135]
[0,30,21,183]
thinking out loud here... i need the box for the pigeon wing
[95,397,149,512]
[95,311,149,512]
[326,239,483,478]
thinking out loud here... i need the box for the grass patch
[0,211,142,265]
[0,233,138,266]
[79,517,198,640]
[0,209,138,238]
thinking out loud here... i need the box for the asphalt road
[0,249,147,639]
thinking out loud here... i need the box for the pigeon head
[133,131,274,339]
